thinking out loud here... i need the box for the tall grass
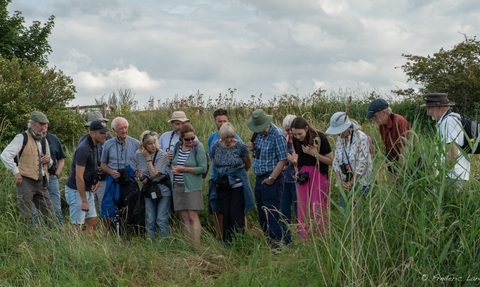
[0,90,479,286]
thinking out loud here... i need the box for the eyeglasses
[183,137,196,142]
[142,131,157,141]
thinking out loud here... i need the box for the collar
[437,109,451,126]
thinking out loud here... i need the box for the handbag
[143,181,163,200]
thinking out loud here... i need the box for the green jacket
[172,141,207,192]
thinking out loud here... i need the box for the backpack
[14,132,47,166]
[447,111,480,154]
[173,141,210,178]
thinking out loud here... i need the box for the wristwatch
[268,176,275,182]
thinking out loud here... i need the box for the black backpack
[447,111,480,154]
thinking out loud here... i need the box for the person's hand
[14,173,22,186]
[91,182,100,192]
[342,180,351,190]
[141,149,151,158]
[81,200,89,212]
[302,145,317,157]
[41,154,50,164]
[247,141,255,151]
[97,165,105,174]
[167,151,173,162]
[261,178,274,185]
[171,165,182,175]
[111,170,120,179]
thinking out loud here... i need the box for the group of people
[0,92,471,247]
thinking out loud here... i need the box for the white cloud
[74,65,163,92]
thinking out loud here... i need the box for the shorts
[65,185,97,224]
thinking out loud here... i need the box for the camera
[296,172,309,185]
[115,168,131,186]
[339,163,352,182]
[139,175,148,182]
[92,170,101,185]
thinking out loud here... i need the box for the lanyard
[115,137,128,169]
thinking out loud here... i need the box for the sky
[8,0,480,108]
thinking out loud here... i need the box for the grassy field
[1,92,479,286]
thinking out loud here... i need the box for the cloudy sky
[8,0,480,107]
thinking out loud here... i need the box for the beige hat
[168,111,189,123]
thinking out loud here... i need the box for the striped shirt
[173,148,191,183]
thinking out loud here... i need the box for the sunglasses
[183,137,196,142]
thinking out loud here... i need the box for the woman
[325,112,373,208]
[290,117,333,239]
[171,124,207,243]
[210,123,254,243]
[136,131,171,239]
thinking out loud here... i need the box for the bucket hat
[247,109,273,133]
[168,111,189,123]
[325,112,358,135]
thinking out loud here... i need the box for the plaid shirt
[253,123,288,175]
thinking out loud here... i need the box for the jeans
[145,196,171,239]
[280,181,297,244]
[255,174,284,244]
[32,175,64,224]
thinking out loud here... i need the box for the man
[247,109,288,248]
[32,123,66,224]
[1,111,54,223]
[78,111,113,211]
[159,111,194,181]
[207,108,243,239]
[65,120,109,235]
[100,117,140,223]
[366,99,411,181]
[422,93,470,187]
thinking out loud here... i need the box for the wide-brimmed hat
[420,93,455,107]
[30,111,49,124]
[366,99,389,119]
[325,112,359,135]
[85,111,109,127]
[168,111,189,123]
[89,120,110,133]
[247,109,273,133]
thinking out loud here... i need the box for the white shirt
[437,110,470,181]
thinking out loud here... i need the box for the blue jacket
[209,167,255,213]
[101,165,140,218]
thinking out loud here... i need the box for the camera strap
[115,136,129,169]
[343,130,354,170]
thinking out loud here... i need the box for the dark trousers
[255,174,284,244]
[217,185,245,242]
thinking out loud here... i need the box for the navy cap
[366,99,389,119]
[89,120,110,132]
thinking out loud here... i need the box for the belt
[257,171,273,178]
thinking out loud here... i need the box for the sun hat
[247,109,273,133]
[84,111,109,127]
[168,111,189,123]
[89,120,110,133]
[420,93,455,107]
[366,99,389,119]
[325,112,359,135]
[30,111,49,124]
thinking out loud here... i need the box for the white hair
[283,114,296,129]
[111,117,129,130]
